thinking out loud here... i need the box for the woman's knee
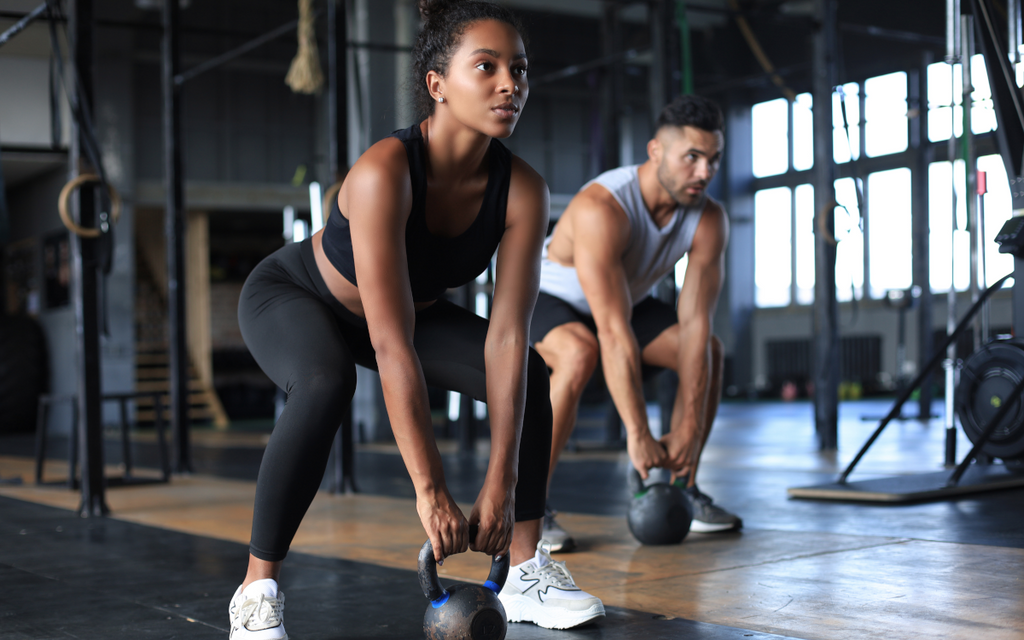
[286,367,357,416]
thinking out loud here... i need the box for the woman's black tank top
[321,123,512,302]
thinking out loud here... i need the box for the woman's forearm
[376,346,446,495]
[483,331,528,488]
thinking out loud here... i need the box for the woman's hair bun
[418,0,462,21]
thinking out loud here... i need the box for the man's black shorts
[530,291,677,349]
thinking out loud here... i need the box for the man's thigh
[633,296,679,371]
[530,292,597,346]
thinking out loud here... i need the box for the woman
[229,2,604,637]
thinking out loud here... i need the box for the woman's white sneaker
[228,579,288,639]
[497,542,605,629]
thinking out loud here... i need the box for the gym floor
[2,398,1023,639]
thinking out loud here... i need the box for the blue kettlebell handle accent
[418,525,511,605]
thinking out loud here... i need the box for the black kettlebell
[626,468,693,545]
[418,526,510,640]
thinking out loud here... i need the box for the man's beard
[657,164,703,206]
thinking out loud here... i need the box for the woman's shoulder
[507,153,547,196]
[347,136,411,187]
[506,153,549,217]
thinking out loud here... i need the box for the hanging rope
[285,0,324,94]
[726,0,797,102]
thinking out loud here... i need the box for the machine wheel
[956,339,1024,461]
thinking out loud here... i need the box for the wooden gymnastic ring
[58,174,122,239]
[321,180,343,224]
[816,200,838,246]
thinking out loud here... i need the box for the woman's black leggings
[237,239,552,561]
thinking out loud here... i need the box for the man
[531,94,740,551]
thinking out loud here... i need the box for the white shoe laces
[533,547,578,591]
[233,592,285,632]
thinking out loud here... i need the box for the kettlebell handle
[417,524,511,604]
[628,467,646,496]
[628,467,688,495]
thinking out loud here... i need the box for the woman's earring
[438,96,444,103]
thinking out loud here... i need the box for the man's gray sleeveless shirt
[538,164,705,315]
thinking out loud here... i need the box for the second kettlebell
[626,468,693,545]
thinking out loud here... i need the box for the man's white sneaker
[228,579,288,639]
[498,542,605,629]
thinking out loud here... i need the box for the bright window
[978,154,1014,287]
[864,72,908,157]
[927,62,957,142]
[970,55,998,135]
[832,83,860,164]
[755,187,793,307]
[834,177,864,301]
[867,168,913,298]
[752,98,789,177]
[674,254,688,290]
[794,184,815,304]
[929,160,970,292]
[927,56,998,143]
[792,93,814,171]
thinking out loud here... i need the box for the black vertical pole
[600,2,621,172]
[327,0,348,182]
[649,0,666,124]
[454,285,476,453]
[327,0,357,492]
[68,0,108,517]
[726,105,755,397]
[812,0,839,450]
[163,0,191,473]
[913,53,935,419]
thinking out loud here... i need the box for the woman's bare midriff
[311,230,436,318]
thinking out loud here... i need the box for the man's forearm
[597,328,650,438]
[671,323,712,439]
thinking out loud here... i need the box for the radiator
[766,335,882,392]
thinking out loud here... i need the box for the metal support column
[962,14,980,351]
[599,1,621,172]
[328,0,357,492]
[68,0,108,517]
[453,285,477,454]
[913,54,935,419]
[163,0,191,472]
[649,0,667,122]
[726,106,755,397]
[811,0,839,450]
[328,0,348,181]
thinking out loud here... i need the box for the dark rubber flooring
[0,495,800,640]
